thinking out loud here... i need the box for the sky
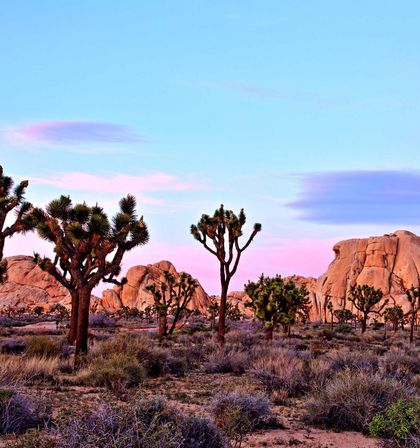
[1,1,420,294]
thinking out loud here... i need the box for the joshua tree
[0,165,37,282]
[347,285,388,333]
[405,286,420,343]
[383,305,404,333]
[191,205,261,344]
[208,296,220,331]
[326,298,334,328]
[245,274,310,340]
[33,194,149,360]
[333,308,354,325]
[146,270,198,341]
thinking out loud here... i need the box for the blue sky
[1,1,420,293]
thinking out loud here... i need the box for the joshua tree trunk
[361,315,367,333]
[75,286,92,363]
[158,314,167,342]
[410,312,415,343]
[68,290,78,344]
[218,280,228,344]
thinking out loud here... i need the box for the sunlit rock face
[0,256,70,312]
[97,260,210,313]
[313,230,420,320]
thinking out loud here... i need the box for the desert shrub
[204,347,249,374]
[57,397,225,448]
[180,416,227,448]
[5,429,56,448]
[305,370,412,432]
[334,324,354,334]
[89,312,116,328]
[84,353,145,392]
[0,389,43,435]
[0,316,20,327]
[326,349,379,374]
[25,336,61,359]
[250,349,312,396]
[369,399,420,447]
[382,348,420,381]
[210,392,274,446]
[1,339,26,354]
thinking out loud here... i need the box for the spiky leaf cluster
[33,194,149,289]
[245,274,310,331]
[0,165,37,282]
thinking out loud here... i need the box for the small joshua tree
[208,296,220,331]
[326,298,334,328]
[245,274,310,340]
[33,194,149,360]
[405,286,420,343]
[333,308,354,325]
[383,305,404,333]
[191,205,261,344]
[347,285,388,333]
[0,165,37,282]
[145,270,198,341]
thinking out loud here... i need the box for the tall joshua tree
[347,284,388,333]
[0,165,36,282]
[33,194,149,359]
[405,286,420,343]
[191,205,261,344]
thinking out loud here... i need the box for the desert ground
[0,314,418,448]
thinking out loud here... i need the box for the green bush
[369,399,420,447]
[87,353,146,392]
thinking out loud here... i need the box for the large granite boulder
[0,255,71,312]
[314,230,420,320]
[96,260,210,313]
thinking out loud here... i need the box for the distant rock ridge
[1,230,419,321]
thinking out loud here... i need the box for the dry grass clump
[382,346,420,382]
[78,352,146,393]
[210,392,275,447]
[305,369,413,433]
[204,346,250,375]
[250,347,312,397]
[0,354,59,384]
[25,336,61,359]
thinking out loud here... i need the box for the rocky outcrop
[0,256,71,312]
[285,275,321,321]
[96,260,210,313]
[313,230,420,320]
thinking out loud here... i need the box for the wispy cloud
[30,171,206,195]
[11,121,143,145]
[288,170,420,225]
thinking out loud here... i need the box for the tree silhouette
[33,194,149,361]
[347,285,388,333]
[405,286,420,343]
[191,205,261,343]
[0,165,37,282]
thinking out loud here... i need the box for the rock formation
[0,256,71,312]
[313,230,420,321]
[96,260,210,313]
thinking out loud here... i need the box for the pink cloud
[30,171,205,194]
[14,121,142,144]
